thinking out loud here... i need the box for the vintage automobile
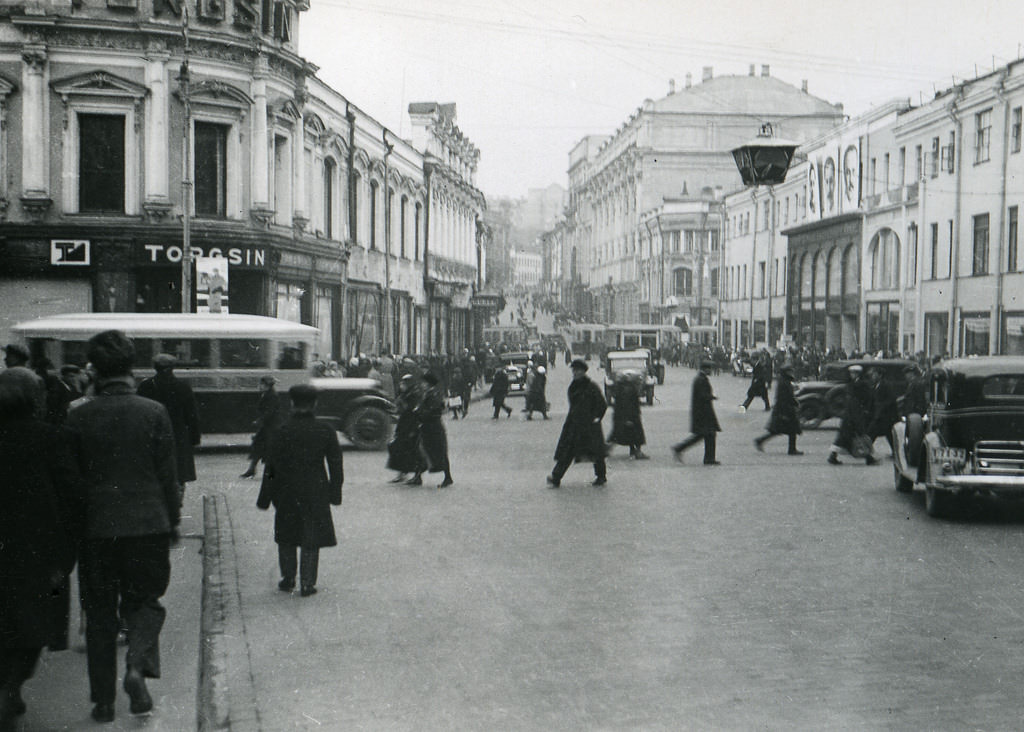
[891,357,1024,517]
[795,358,920,428]
[604,349,656,405]
[309,377,396,450]
[500,351,533,394]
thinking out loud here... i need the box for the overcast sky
[299,0,1024,199]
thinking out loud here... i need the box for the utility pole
[382,131,394,353]
[178,1,192,313]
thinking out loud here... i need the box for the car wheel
[894,463,913,493]
[344,405,392,450]
[904,414,924,468]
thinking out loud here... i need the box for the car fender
[920,431,945,486]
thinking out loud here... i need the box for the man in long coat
[547,359,607,487]
[490,367,513,419]
[608,373,648,459]
[753,363,803,454]
[137,353,201,501]
[741,351,772,411]
[257,384,343,597]
[827,364,877,465]
[672,360,722,465]
[414,372,454,487]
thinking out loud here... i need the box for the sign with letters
[51,239,91,266]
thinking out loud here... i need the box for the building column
[143,47,171,219]
[250,54,272,221]
[292,92,307,230]
[20,44,50,217]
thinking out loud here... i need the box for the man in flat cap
[2,343,30,369]
[137,354,201,503]
[547,358,607,487]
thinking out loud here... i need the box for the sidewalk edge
[198,493,261,731]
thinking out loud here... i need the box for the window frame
[972,212,990,275]
[975,109,992,164]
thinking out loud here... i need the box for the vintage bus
[12,313,394,447]
[603,324,684,383]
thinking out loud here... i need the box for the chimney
[802,79,808,93]
[701,66,713,82]
[669,78,675,94]
[761,64,770,77]
[685,73,692,88]
[749,64,756,76]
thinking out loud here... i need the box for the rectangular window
[1009,205,1019,272]
[975,109,992,163]
[870,158,877,194]
[884,153,890,190]
[1013,107,1022,154]
[929,222,939,280]
[78,113,125,213]
[758,261,766,298]
[907,224,918,286]
[194,121,228,217]
[898,147,906,186]
[973,213,990,275]
[915,144,923,180]
[931,137,940,177]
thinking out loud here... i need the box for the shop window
[1003,312,1024,355]
[925,312,948,358]
[195,121,228,217]
[78,114,125,213]
[961,312,990,356]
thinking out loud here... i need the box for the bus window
[277,343,307,369]
[220,339,270,368]
[157,338,211,368]
[61,340,92,367]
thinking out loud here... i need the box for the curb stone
[199,493,261,730]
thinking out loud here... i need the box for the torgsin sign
[142,244,266,267]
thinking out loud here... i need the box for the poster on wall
[823,155,837,215]
[196,256,229,314]
[842,144,859,210]
[807,162,820,219]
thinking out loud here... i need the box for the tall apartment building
[720,58,1024,357]
[0,1,486,358]
[561,65,843,329]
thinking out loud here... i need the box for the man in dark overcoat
[547,359,607,487]
[672,360,722,465]
[741,351,772,411]
[827,364,877,465]
[608,373,647,459]
[414,372,454,487]
[753,363,803,455]
[257,384,343,597]
[64,330,180,723]
[241,375,283,478]
[490,366,513,419]
[866,366,899,456]
[388,374,426,485]
[0,367,83,728]
[137,353,201,500]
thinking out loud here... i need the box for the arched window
[400,194,409,258]
[323,158,336,239]
[800,253,813,299]
[870,228,901,289]
[842,244,858,298]
[414,202,422,260]
[827,246,842,300]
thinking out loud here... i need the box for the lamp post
[731,123,797,348]
[178,1,192,313]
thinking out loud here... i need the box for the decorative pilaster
[292,87,307,229]
[250,52,271,217]
[144,42,171,215]
[20,44,51,219]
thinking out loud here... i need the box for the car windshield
[610,358,647,371]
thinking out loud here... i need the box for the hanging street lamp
[731,123,798,186]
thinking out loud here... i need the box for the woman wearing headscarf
[387,374,426,484]
[414,372,454,488]
[753,363,803,455]
[0,367,83,729]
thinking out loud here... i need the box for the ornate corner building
[0,0,486,358]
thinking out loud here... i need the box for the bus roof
[605,324,681,331]
[13,313,320,340]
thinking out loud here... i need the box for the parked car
[500,351,533,395]
[604,349,656,405]
[795,358,920,428]
[309,377,395,450]
[891,356,1024,517]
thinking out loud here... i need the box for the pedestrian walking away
[827,364,878,465]
[63,330,180,724]
[608,373,648,459]
[672,360,722,465]
[489,366,513,419]
[257,384,344,598]
[241,375,284,478]
[547,359,608,487]
[525,364,549,420]
[137,353,201,502]
[866,366,899,457]
[753,363,803,455]
[415,372,455,487]
[0,367,84,731]
[740,351,772,412]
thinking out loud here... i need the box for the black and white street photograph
[3,0,1024,729]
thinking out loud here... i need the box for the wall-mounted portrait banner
[196,256,229,314]
[823,156,837,215]
[842,144,859,209]
[807,161,820,219]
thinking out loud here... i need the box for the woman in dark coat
[387,374,426,484]
[753,364,803,454]
[547,359,607,487]
[828,364,877,465]
[608,373,647,459]
[0,367,83,728]
[257,384,343,597]
[867,367,899,456]
[242,375,284,478]
[414,372,454,487]
[525,365,549,420]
